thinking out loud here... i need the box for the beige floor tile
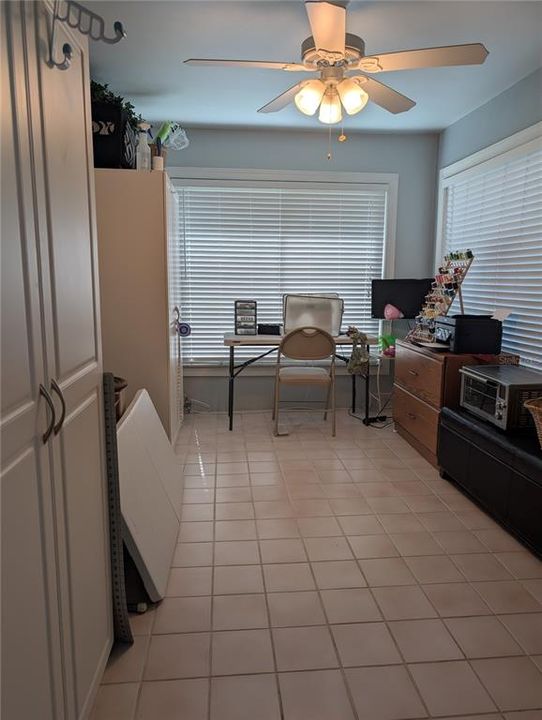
[102,636,149,684]
[471,656,542,711]
[217,462,249,475]
[405,555,464,584]
[211,629,274,675]
[495,552,542,580]
[167,567,212,597]
[311,560,366,589]
[256,518,300,538]
[445,616,523,658]
[210,674,281,720]
[291,498,334,517]
[179,522,214,542]
[473,581,542,614]
[263,563,315,591]
[322,483,362,499]
[377,513,425,534]
[279,669,355,720]
[215,487,252,503]
[216,474,250,488]
[136,679,208,720]
[183,488,215,504]
[358,557,417,586]
[390,618,462,662]
[390,531,445,557]
[455,508,499,530]
[337,517,384,538]
[287,481,326,499]
[297,517,342,537]
[503,711,542,720]
[254,500,295,519]
[433,530,488,554]
[366,497,411,514]
[347,534,399,559]
[329,497,372,515]
[304,536,354,562]
[332,622,401,667]
[153,597,211,634]
[423,582,491,617]
[212,593,268,630]
[373,585,436,621]
[321,588,382,623]
[268,590,326,627]
[144,633,210,680]
[213,565,264,595]
[172,542,213,567]
[214,540,259,566]
[474,528,526,553]
[524,579,542,604]
[251,485,288,501]
[451,553,514,581]
[250,472,283,486]
[129,608,156,636]
[273,626,338,671]
[181,504,214,522]
[500,613,542,654]
[214,519,257,541]
[409,660,496,716]
[345,665,427,720]
[259,538,307,563]
[215,502,255,521]
[358,481,399,498]
[89,683,138,720]
[417,511,466,532]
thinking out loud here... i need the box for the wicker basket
[524,396,542,449]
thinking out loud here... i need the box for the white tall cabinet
[1,3,112,719]
[95,169,184,442]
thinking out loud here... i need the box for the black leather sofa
[438,407,542,557]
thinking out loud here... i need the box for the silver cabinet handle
[51,379,66,435]
[407,412,417,420]
[408,369,418,376]
[39,384,56,443]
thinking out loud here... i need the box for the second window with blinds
[173,178,395,363]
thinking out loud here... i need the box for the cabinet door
[1,4,63,718]
[30,5,112,717]
[167,180,184,440]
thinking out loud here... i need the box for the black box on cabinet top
[435,314,502,354]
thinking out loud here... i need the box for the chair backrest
[283,294,344,336]
[280,327,335,361]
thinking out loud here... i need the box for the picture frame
[234,300,257,335]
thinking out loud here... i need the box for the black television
[371,278,433,319]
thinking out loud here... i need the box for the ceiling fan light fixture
[319,87,342,124]
[294,79,326,116]
[337,77,369,115]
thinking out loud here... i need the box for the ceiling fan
[184,1,489,124]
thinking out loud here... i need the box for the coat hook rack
[48,0,126,70]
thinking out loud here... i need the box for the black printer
[434,314,502,354]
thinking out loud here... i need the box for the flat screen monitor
[371,278,433,319]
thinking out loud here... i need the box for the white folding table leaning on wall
[223,333,381,431]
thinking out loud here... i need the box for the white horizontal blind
[442,143,542,369]
[176,184,387,362]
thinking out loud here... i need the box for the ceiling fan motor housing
[301,33,365,66]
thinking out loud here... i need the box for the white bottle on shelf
[136,122,151,171]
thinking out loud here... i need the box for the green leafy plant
[90,80,142,130]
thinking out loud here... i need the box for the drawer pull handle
[407,412,417,420]
[408,369,418,376]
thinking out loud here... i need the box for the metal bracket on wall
[48,0,126,70]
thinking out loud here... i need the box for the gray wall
[438,68,542,168]
[167,127,439,411]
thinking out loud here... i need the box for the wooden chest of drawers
[393,340,499,466]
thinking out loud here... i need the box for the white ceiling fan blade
[359,43,489,73]
[258,82,305,113]
[305,2,346,57]
[184,58,309,71]
[352,75,415,114]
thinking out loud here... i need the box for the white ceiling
[87,1,542,132]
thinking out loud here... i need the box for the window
[173,175,394,363]
[438,129,542,369]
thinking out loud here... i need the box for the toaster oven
[459,364,542,431]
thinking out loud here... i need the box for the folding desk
[223,333,380,431]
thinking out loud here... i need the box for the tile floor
[91,410,542,720]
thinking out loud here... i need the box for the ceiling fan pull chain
[327,126,333,160]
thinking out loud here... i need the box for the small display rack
[407,250,474,344]
[234,300,257,335]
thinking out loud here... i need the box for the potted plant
[90,81,142,169]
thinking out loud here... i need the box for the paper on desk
[492,308,511,322]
